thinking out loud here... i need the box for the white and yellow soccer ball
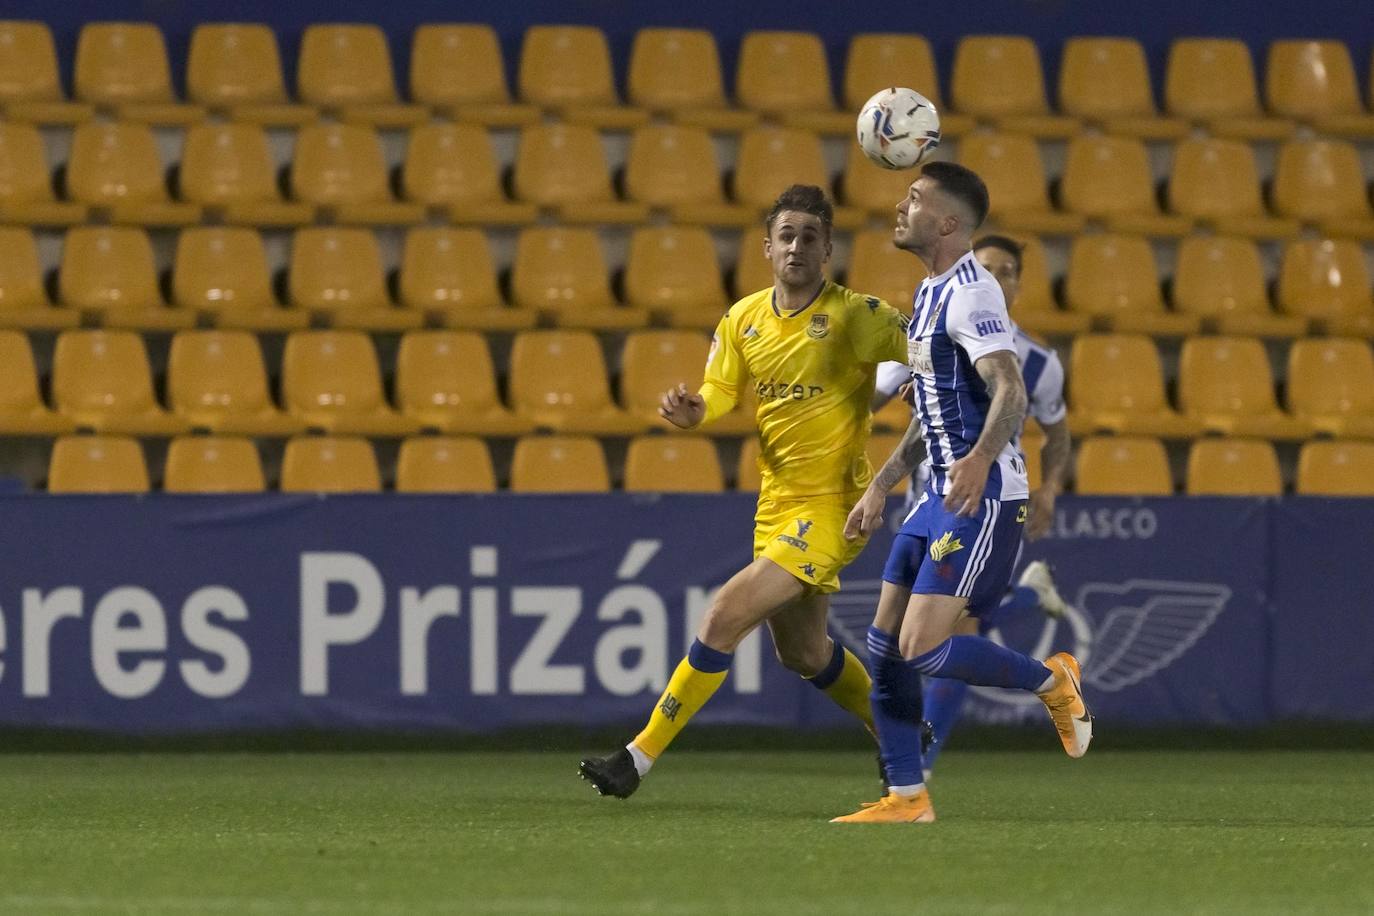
[856,87,942,170]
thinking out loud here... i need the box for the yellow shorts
[753,491,868,594]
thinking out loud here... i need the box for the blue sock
[806,638,845,690]
[921,678,968,770]
[979,585,1040,634]
[912,635,1051,691]
[866,627,925,788]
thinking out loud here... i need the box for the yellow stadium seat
[1058,37,1187,139]
[402,123,537,225]
[1059,135,1191,236]
[179,122,313,226]
[409,24,538,126]
[0,21,93,124]
[735,437,762,491]
[732,230,778,300]
[0,122,85,225]
[1173,236,1305,338]
[1185,438,1282,495]
[280,436,381,492]
[394,331,534,436]
[0,227,79,330]
[66,122,200,226]
[732,128,863,228]
[1296,440,1374,495]
[52,330,188,434]
[509,330,647,435]
[1178,336,1310,439]
[842,147,921,219]
[288,228,422,331]
[1075,436,1172,495]
[1276,239,1374,336]
[1164,38,1293,140]
[844,33,972,137]
[625,436,725,492]
[1067,334,1200,438]
[1019,423,1045,491]
[1286,338,1374,438]
[518,26,647,130]
[48,435,149,493]
[622,125,752,226]
[1271,140,1374,240]
[0,330,74,433]
[510,436,611,493]
[296,24,425,127]
[398,227,534,332]
[736,31,851,134]
[73,23,203,123]
[512,124,648,224]
[395,436,497,493]
[1001,234,1090,336]
[623,226,730,328]
[628,29,757,132]
[950,36,1078,137]
[173,227,308,332]
[187,24,314,125]
[163,436,266,493]
[167,330,303,436]
[871,387,915,435]
[1064,234,1198,336]
[956,133,1083,236]
[1166,138,1299,240]
[290,123,424,225]
[59,227,194,330]
[281,331,420,436]
[511,227,648,330]
[1265,40,1374,137]
[620,329,754,436]
[846,228,925,314]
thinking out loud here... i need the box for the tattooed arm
[943,350,1027,516]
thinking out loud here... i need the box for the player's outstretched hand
[943,452,991,517]
[844,489,885,541]
[659,383,706,430]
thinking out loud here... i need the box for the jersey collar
[771,279,828,318]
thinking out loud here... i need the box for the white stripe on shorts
[956,499,999,598]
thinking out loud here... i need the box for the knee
[774,640,830,678]
[899,629,946,660]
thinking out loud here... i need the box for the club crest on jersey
[929,531,965,561]
[807,314,829,339]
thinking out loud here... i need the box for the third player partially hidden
[831,161,1093,824]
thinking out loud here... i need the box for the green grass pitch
[0,746,1370,914]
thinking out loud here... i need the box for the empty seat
[732,127,863,228]
[280,436,381,492]
[65,121,200,225]
[1286,338,1374,438]
[1185,438,1282,495]
[398,227,534,331]
[1000,234,1090,335]
[281,331,419,436]
[409,24,538,126]
[508,330,646,435]
[736,437,763,491]
[1271,140,1374,240]
[52,330,188,434]
[1296,440,1374,496]
[736,31,850,134]
[511,124,648,224]
[1059,135,1191,236]
[950,36,1077,137]
[620,329,753,435]
[395,436,496,493]
[1067,334,1200,438]
[957,133,1083,235]
[48,435,149,493]
[163,436,266,493]
[1265,40,1374,137]
[394,331,533,435]
[168,330,303,435]
[173,227,308,331]
[622,125,752,226]
[73,23,203,123]
[1063,234,1199,336]
[624,436,725,492]
[401,123,536,225]
[623,226,730,328]
[290,123,424,225]
[0,227,79,330]
[59,226,193,330]
[842,146,922,218]
[518,26,647,129]
[846,228,926,313]
[1164,38,1293,140]
[628,29,756,132]
[288,228,422,331]
[179,122,313,226]
[187,23,314,125]
[0,330,74,433]
[1178,336,1310,439]
[511,227,647,330]
[1172,236,1305,338]
[296,24,425,127]
[0,122,86,225]
[1075,436,1172,495]
[509,435,611,492]
[0,21,93,124]
[1276,239,1374,336]
[1166,138,1299,239]
[844,33,972,137]
[1058,37,1187,139]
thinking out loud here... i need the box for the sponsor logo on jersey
[756,379,824,401]
[929,530,965,561]
[975,319,1007,336]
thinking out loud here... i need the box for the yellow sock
[815,645,876,736]
[632,645,730,759]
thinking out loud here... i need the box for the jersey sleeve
[1028,350,1067,425]
[699,309,747,424]
[945,283,1017,362]
[874,360,912,401]
[849,297,909,364]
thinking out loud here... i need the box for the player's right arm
[660,310,746,430]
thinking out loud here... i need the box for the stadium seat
[1271,140,1374,240]
[0,227,79,330]
[402,123,537,225]
[622,125,752,226]
[1074,436,1172,495]
[623,226,730,328]
[1164,38,1294,140]
[1276,239,1374,336]
[163,435,266,493]
[1003,234,1090,335]
[508,330,647,435]
[1166,139,1299,240]
[167,330,303,436]
[1067,334,1200,438]
[73,23,203,123]
[1064,234,1199,336]
[290,123,424,225]
[48,435,149,493]
[280,436,382,492]
[1019,422,1045,491]
[409,24,538,126]
[843,33,972,137]
[1058,135,1191,236]
[296,24,425,127]
[1296,440,1374,495]
[288,228,423,331]
[950,35,1078,138]
[842,147,920,220]
[956,133,1083,236]
[178,122,313,226]
[620,329,754,435]
[0,21,93,124]
[1286,338,1374,438]
[1178,336,1311,439]
[846,228,926,313]
[736,437,762,491]
[732,232,777,300]
[172,227,308,331]
[624,436,725,492]
[1265,40,1374,137]
[871,385,915,435]
[732,128,864,228]
[186,23,315,125]
[510,227,647,330]
[394,331,534,436]
[736,31,851,134]
[1172,236,1305,338]
[510,436,611,493]
[281,331,420,436]
[1185,438,1282,495]
[628,29,756,131]
[52,330,188,435]
[518,25,647,129]
[65,121,200,226]
[395,436,497,493]
[1058,37,1187,139]
[0,122,86,226]
[59,227,194,330]
[398,227,534,331]
[511,124,648,224]
[0,330,74,433]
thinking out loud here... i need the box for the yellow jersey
[700,281,908,499]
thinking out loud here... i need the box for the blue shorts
[882,488,1028,617]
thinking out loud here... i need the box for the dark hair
[765,184,833,235]
[973,234,1024,275]
[920,161,990,229]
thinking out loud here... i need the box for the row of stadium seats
[5,21,1374,139]
[7,328,1374,442]
[40,432,1374,496]
[2,225,1370,336]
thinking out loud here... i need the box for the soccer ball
[856,87,942,170]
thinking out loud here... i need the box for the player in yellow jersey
[579,185,909,798]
